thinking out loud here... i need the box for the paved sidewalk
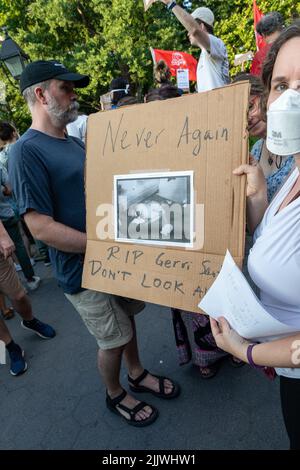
[0,263,288,450]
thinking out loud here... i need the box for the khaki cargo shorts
[65,289,145,350]
[0,255,25,299]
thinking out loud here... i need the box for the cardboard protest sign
[83,82,249,313]
[143,0,156,11]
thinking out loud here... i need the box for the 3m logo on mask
[267,88,300,156]
[0,340,6,365]
[272,131,282,138]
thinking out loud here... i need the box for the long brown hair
[261,22,300,117]
[232,73,264,97]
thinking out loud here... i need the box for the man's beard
[47,95,80,128]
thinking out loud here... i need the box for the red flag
[151,49,197,81]
[250,43,270,75]
[253,0,266,50]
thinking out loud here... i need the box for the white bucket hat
[192,7,215,27]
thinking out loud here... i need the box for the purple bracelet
[247,344,264,369]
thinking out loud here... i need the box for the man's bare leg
[123,318,173,394]
[97,343,153,422]
[0,317,12,344]
[0,293,14,319]
[11,292,33,321]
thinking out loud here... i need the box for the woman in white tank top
[210,23,300,450]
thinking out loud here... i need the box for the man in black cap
[9,60,180,426]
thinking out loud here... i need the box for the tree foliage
[0,0,299,132]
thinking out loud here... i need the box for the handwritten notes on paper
[199,250,299,340]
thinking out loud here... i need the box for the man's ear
[35,87,48,105]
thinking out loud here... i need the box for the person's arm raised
[24,211,86,254]
[159,1,210,50]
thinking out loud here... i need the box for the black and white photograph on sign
[114,171,194,247]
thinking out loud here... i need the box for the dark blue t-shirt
[9,129,86,294]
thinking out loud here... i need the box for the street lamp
[0,27,29,80]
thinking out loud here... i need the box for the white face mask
[266,88,300,156]
[110,85,130,96]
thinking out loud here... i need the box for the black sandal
[128,369,180,399]
[106,389,158,427]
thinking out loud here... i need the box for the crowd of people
[0,0,299,449]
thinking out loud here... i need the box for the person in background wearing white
[210,23,300,450]
[66,114,87,143]
[159,1,229,92]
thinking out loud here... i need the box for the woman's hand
[210,317,250,361]
[233,155,267,198]
[234,155,268,233]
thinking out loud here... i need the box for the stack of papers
[198,250,298,340]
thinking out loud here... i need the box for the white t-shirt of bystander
[197,34,230,93]
[248,168,300,379]
[66,115,88,143]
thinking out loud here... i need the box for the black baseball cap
[20,60,90,93]
[109,77,129,91]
